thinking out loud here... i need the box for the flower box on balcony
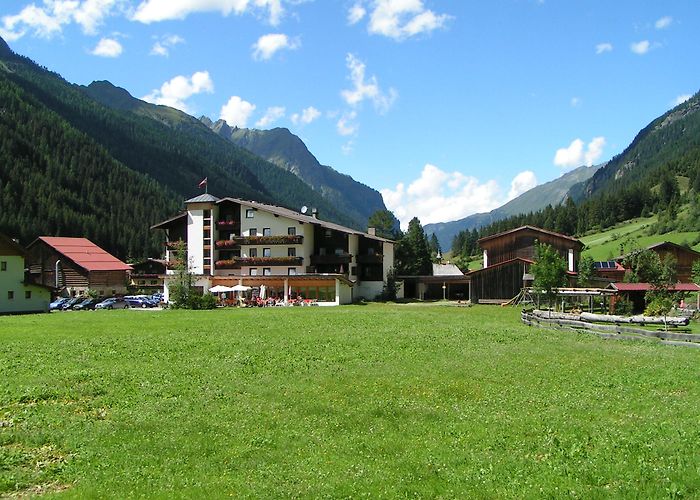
[216,220,239,228]
[215,256,304,269]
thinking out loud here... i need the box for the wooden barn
[640,242,700,283]
[26,237,132,297]
[470,226,583,304]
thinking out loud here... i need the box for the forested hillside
[451,91,700,261]
[0,37,359,258]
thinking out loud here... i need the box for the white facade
[0,255,50,314]
[156,195,395,305]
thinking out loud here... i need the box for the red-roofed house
[26,237,132,297]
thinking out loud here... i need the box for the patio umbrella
[260,285,267,299]
[209,285,233,293]
[231,284,252,292]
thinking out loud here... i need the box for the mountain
[201,120,390,228]
[0,37,361,258]
[425,164,600,249]
[569,91,700,201]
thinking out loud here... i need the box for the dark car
[49,298,69,311]
[95,297,129,310]
[60,297,82,310]
[125,297,150,308]
[73,298,101,310]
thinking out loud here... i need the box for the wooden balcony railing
[216,235,303,248]
[310,254,352,265]
[215,256,304,269]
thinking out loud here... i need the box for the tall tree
[367,209,399,239]
[531,243,567,310]
[395,217,432,276]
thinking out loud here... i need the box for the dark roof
[185,193,221,203]
[0,232,25,257]
[29,237,132,272]
[646,241,700,256]
[217,197,394,243]
[609,282,700,292]
[151,212,187,230]
[478,225,583,247]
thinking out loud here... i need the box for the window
[249,228,257,236]
[246,209,255,218]
[288,247,296,257]
[0,261,6,271]
[325,229,332,238]
[263,248,271,257]
[150,280,158,285]
[7,291,14,300]
[288,227,296,236]
[263,228,271,236]
[249,248,258,258]
[25,291,31,299]
[263,268,271,276]
[250,268,258,276]
[288,268,297,276]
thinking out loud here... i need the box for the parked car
[95,297,129,310]
[73,298,101,310]
[125,297,150,308]
[49,298,69,311]
[60,297,83,310]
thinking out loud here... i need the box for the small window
[246,209,255,218]
[288,268,297,276]
[25,291,31,299]
[249,228,257,236]
[263,248,271,257]
[263,268,271,276]
[249,248,258,258]
[368,247,375,255]
[325,229,332,238]
[288,247,296,257]
[250,268,258,276]
[0,261,6,271]
[288,227,296,236]
[263,228,271,236]
[334,248,344,256]
[7,291,14,300]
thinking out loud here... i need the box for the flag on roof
[198,177,208,189]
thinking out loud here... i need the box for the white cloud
[595,42,612,54]
[251,33,299,61]
[336,111,358,136]
[341,53,398,113]
[655,16,672,30]
[255,106,285,127]
[150,34,184,56]
[347,3,366,25]
[570,97,580,107]
[554,136,606,170]
[142,71,214,112]
[630,40,650,55]
[508,171,537,200]
[90,37,122,57]
[1,0,122,40]
[291,106,321,125]
[341,140,355,155]
[220,96,256,128]
[132,0,284,26]
[381,163,524,230]
[673,94,692,106]
[351,0,451,40]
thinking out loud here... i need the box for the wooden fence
[521,310,700,348]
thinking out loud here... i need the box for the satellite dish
[301,206,308,214]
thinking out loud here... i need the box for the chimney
[311,208,318,219]
[367,227,376,236]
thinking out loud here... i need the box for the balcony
[215,256,304,269]
[216,220,239,228]
[216,235,303,247]
[356,254,384,265]
[310,253,352,265]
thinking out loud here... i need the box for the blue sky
[2,1,699,228]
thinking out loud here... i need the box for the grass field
[2,305,700,498]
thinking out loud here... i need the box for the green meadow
[2,305,699,498]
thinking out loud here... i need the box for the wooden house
[129,258,166,292]
[642,242,700,283]
[469,226,583,304]
[26,237,132,297]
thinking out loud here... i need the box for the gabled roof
[478,225,583,247]
[432,263,464,276]
[646,241,700,256]
[0,232,25,257]
[30,237,132,272]
[151,212,187,230]
[218,197,395,243]
[608,282,700,292]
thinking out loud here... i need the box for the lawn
[1,305,699,498]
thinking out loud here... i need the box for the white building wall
[382,241,395,277]
[355,281,383,301]
[187,210,204,275]
[348,234,359,275]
